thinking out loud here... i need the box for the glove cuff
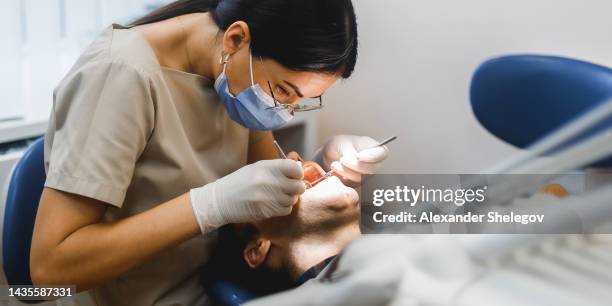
[190,182,225,234]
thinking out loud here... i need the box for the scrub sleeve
[45,60,154,207]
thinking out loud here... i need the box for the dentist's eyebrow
[282,80,304,98]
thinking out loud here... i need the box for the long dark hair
[131,0,358,78]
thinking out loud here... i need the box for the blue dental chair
[470,54,612,166]
[2,137,45,303]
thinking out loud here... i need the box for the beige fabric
[44,24,262,306]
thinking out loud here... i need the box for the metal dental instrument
[310,170,336,186]
[376,135,398,148]
[273,140,288,159]
[310,135,398,186]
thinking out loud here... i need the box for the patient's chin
[313,184,360,227]
[328,188,359,212]
[295,189,359,219]
[280,176,361,232]
[316,177,360,211]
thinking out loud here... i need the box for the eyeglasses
[255,56,324,113]
[266,81,324,113]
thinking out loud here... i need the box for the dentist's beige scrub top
[44,24,264,306]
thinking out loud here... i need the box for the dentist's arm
[31,159,305,292]
[247,131,278,163]
[31,188,198,292]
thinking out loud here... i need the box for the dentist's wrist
[189,183,226,234]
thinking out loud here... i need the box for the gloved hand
[314,135,389,187]
[189,159,306,234]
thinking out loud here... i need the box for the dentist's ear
[243,238,271,268]
[222,21,251,55]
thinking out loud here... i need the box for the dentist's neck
[179,13,224,80]
[134,12,222,81]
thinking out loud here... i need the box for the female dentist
[30,0,388,305]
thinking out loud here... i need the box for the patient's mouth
[302,161,326,188]
[287,151,327,189]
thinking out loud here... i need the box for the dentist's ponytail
[131,0,359,78]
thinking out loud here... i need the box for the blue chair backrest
[3,138,46,286]
[470,54,612,167]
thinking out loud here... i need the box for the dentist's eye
[275,85,291,97]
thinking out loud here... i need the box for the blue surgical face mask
[214,50,293,131]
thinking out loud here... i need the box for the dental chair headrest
[470,54,612,167]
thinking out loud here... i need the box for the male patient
[202,163,362,296]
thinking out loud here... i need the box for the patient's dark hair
[201,224,294,296]
[131,0,358,78]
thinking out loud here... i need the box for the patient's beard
[202,225,296,296]
[284,222,361,280]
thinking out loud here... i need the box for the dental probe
[273,140,288,159]
[376,135,398,148]
[310,135,398,185]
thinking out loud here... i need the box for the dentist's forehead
[259,58,340,98]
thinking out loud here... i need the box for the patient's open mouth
[286,151,328,189]
[302,160,327,188]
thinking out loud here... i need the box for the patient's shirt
[294,256,337,286]
[44,24,263,306]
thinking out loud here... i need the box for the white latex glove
[189,159,306,234]
[314,135,389,187]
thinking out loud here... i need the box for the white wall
[317,0,612,174]
[0,0,172,123]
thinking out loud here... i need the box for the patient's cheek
[344,186,359,206]
[314,177,360,207]
[333,179,359,207]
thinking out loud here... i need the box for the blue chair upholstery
[3,137,46,287]
[470,55,612,167]
[205,280,258,306]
